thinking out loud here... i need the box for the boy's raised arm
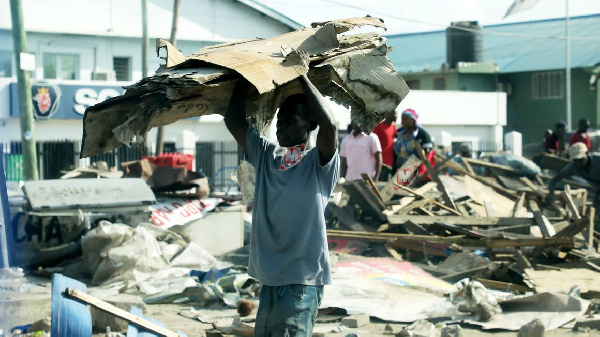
[299,74,337,165]
[224,79,251,151]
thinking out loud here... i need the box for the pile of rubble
[324,147,600,333]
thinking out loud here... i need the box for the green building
[385,15,600,147]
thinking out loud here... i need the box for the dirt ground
[127,302,597,337]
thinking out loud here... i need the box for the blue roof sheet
[385,15,600,73]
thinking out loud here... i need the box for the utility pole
[10,0,39,181]
[142,0,148,77]
[565,0,572,131]
[155,0,180,155]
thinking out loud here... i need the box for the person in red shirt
[569,118,591,151]
[372,110,397,181]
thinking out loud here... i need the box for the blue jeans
[254,284,324,337]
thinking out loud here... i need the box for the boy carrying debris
[224,57,339,335]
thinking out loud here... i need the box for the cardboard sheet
[80,17,409,158]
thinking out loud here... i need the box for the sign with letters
[150,198,221,229]
[10,82,124,120]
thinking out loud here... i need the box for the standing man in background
[340,121,382,181]
[372,110,398,182]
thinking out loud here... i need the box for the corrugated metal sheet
[386,15,600,74]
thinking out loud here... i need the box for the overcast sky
[255,0,600,35]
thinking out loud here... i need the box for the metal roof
[385,14,600,74]
[236,0,304,30]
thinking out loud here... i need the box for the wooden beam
[461,158,476,176]
[486,237,573,249]
[412,141,459,212]
[387,214,534,227]
[585,207,596,251]
[476,278,532,293]
[66,288,180,337]
[394,183,462,216]
[528,200,553,237]
[395,197,434,215]
[562,185,581,220]
[520,177,565,216]
[511,192,526,217]
[387,240,448,257]
[361,173,385,204]
[384,244,403,261]
[326,229,481,245]
[463,157,522,175]
[554,217,590,238]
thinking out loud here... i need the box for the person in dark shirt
[393,109,434,180]
[546,142,600,230]
[569,118,591,151]
[545,121,566,155]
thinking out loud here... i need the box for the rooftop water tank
[446,21,483,68]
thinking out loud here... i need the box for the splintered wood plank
[486,237,573,249]
[395,197,434,215]
[528,200,554,237]
[384,244,403,261]
[554,217,590,238]
[511,192,527,217]
[520,177,566,217]
[585,207,596,251]
[343,180,386,222]
[476,278,532,293]
[413,141,458,212]
[562,185,581,220]
[394,181,462,216]
[361,173,385,204]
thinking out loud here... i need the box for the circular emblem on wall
[31,81,62,120]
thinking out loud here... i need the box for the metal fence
[1,140,244,194]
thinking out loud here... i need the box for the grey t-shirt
[245,126,339,286]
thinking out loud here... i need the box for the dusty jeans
[254,284,324,337]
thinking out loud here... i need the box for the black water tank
[446,21,483,68]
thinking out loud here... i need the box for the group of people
[339,107,435,183]
[223,71,597,335]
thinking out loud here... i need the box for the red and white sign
[150,198,221,229]
[395,164,418,186]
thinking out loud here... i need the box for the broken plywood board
[463,175,523,217]
[81,17,409,157]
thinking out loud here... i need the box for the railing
[1,140,244,194]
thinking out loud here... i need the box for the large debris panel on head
[80,16,409,158]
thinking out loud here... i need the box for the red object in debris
[143,153,193,171]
